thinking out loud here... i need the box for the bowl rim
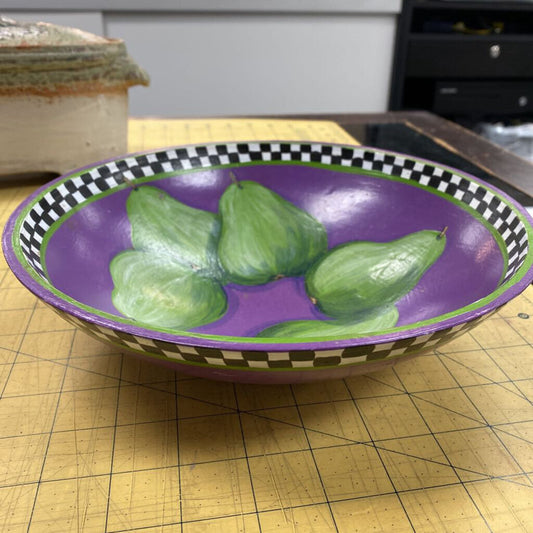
[3,140,533,353]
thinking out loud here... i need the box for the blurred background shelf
[4,1,533,160]
[389,0,533,126]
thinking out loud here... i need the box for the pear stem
[229,171,243,189]
[122,176,138,191]
[438,226,448,239]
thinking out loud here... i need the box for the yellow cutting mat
[1,119,532,532]
[127,117,359,152]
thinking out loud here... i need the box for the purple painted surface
[44,165,504,337]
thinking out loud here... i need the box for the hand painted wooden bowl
[3,142,533,383]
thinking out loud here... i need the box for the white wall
[107,12,397,117]
[2,3,400,117]
[1,11,104,35]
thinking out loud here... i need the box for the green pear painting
[126,185,224,280]
[217,175,328,285]
[109,179,446,339]
[110,250,227,329]
[305,230,447,319]
[256,305,399,339]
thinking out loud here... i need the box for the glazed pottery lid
[0,16,149,95]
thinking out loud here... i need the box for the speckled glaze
[3,141,533,383]
[0,16,149,96]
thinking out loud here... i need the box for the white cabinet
[108,12,396,117]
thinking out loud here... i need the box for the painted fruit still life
[110,175,446,339]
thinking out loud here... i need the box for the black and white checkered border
[56,307,497,369]
[18,143,529,283]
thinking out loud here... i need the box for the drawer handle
[489,44,501,59]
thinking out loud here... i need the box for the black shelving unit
[389,0,533,126]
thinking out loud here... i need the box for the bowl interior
[8,142,533,349]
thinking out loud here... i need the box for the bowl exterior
[51,302,498,383]
[3,141,533,382]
